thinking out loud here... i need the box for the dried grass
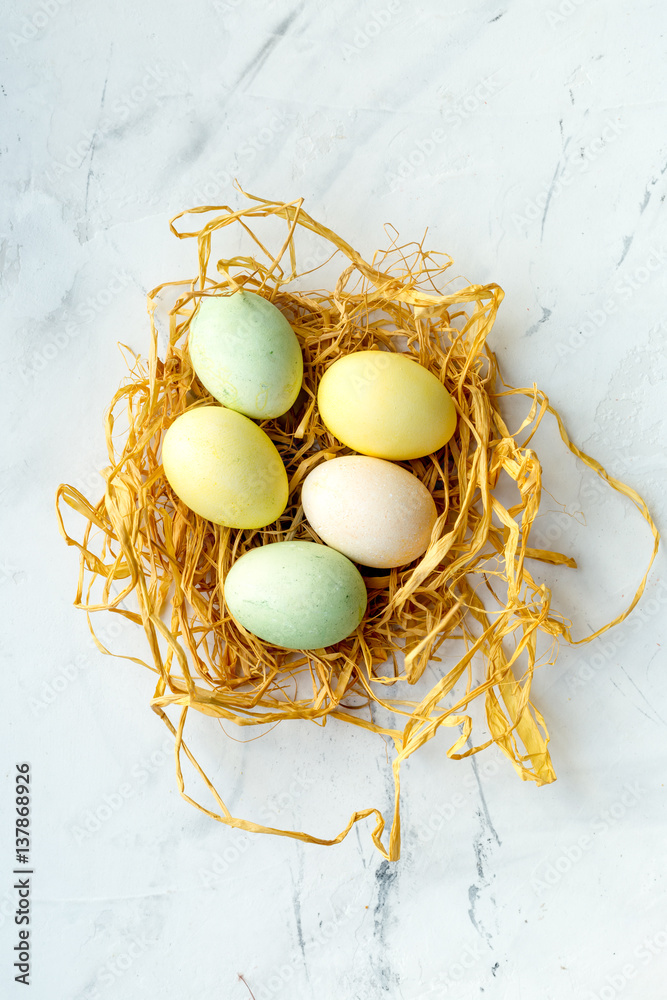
[56,189,659,860]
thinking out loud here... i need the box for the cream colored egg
[301,456,437,568]
[161,405,288,528]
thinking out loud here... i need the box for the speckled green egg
[188,290,303,419]
[224,541,367,649]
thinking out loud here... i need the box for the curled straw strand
[56,189,659,861]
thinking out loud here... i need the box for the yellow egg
[302,456,437,568]
[188,290,303,419]
[161,405,288,528]
[317,350,456,460]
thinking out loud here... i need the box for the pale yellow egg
[317,350,456,460]
[161,405,288,528]
[301,455,437,568]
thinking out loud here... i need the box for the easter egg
[224,541,367,649]
[188,289,303,419]
[317,350,456,460]
[161,405,288,528]
[301,456,437,568]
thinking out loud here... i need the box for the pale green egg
[224,541,367,649]
[188,290,303,419]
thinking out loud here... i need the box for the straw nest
[56,190,658,860]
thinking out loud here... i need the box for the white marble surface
[2,1,667,998]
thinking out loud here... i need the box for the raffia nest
[56,190,658,860]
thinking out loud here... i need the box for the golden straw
[56,188,659,861]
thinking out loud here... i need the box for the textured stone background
[2,1,666,997]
